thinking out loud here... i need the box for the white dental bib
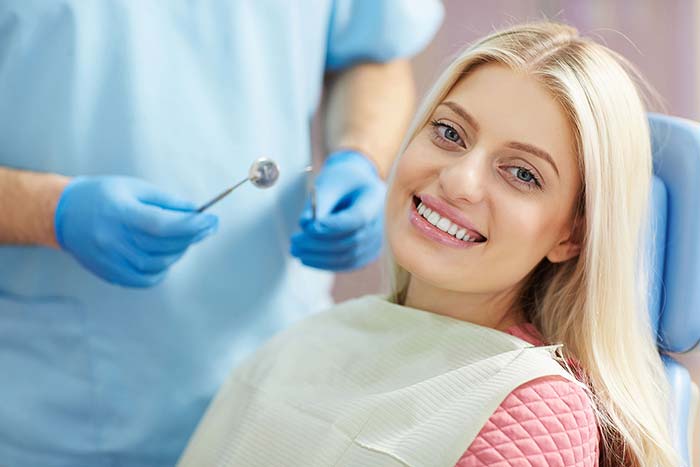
[178,295,579,467]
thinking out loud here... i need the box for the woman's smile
[408,193,487,248]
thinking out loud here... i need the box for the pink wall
[410,0,699,120]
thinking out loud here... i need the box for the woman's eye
[505,166,542,189]
[442,126,460,142]
[430,120,464,146]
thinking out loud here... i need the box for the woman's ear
[546,215,582,263]
[546,236,581,263]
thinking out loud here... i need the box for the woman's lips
[408,200,484,249]
[417,193,486,240]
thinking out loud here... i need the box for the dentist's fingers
[88,248,168,288]
[112,240,187,274]
[292,234,383,271]
[290,218,380,255]
[124,202,218,238]
[128,226,217,254]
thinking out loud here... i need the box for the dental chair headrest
[647,114,700,353]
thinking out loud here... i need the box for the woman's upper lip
[416,193,486,239]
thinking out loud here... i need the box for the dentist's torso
[0,2,333,465]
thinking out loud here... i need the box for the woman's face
[386,63,582,318]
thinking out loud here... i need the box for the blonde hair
[385,22,679,466]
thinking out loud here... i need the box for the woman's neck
[402,277,527,332]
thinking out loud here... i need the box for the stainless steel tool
[197,157,280,212]
[304,165,317,221]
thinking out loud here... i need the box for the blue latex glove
[290,150,386,271]
[55,176,218,287]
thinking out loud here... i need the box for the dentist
[0,1,443,466]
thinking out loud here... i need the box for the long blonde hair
[386,22,679,466]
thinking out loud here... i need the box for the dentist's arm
[324,59,415,179]
[291,59,416,271]
[0,167,69,247]
[0,167,218,287]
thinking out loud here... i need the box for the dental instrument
[304,165,317,221]
[197,157,280,212]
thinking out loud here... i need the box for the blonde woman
[178,22,679,467]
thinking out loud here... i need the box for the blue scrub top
[0,1,442,466]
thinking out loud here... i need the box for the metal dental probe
[304,165,316,221]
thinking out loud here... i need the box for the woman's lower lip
[408,203,479,249]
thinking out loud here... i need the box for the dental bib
[178,295,579,467]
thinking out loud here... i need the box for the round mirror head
[249,157,279,188]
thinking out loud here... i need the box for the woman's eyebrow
[438,101,480,131]
[506,141,560,177]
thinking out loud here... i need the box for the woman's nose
[438,151,488,205]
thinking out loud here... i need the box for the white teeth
[416,200,482,243]
[436,217,451,231]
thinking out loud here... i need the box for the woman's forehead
[443,64,571,145]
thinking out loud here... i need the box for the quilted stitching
[455,375,599,466]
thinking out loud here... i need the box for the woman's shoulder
[456,374,599,466]
[455,322,600,467]
[458,374,599,466]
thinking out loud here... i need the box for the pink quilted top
[455,323,600,466]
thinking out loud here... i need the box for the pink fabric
[454,323,599,466]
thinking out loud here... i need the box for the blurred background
[328,0,700,463]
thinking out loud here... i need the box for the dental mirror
[248,157,279,188]
[197,157,280,212]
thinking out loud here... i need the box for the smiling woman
[178,22,678,467]
[386,63,583,330]
[385,22,678,467]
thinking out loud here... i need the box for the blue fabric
[291,150,386,271]
[325,0,443,70]
[0,1,443,466]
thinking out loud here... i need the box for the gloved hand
[55,176,218,287]
[290,150,386,271]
